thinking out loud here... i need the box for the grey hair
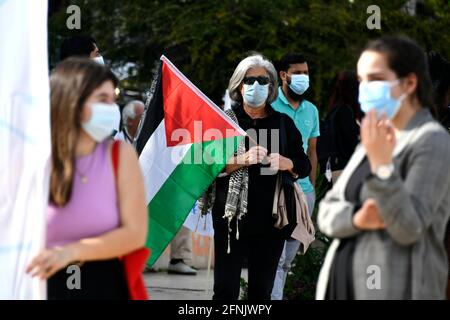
[228,54,278,105]
[122,100,145,124]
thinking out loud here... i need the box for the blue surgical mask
[82,102,121,142]
[243,82,269,108]
[92,56,105,66]
[358,80,406,119]
[289,74,309,95]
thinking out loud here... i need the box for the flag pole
[205,236,213,300]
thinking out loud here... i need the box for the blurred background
[46,0,450,299]
[48,0,450,114]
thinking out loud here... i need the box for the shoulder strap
[112,140,120,180]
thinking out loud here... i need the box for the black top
[440,108,450,134]
[212,104,311,238]
[326,157,371,300]
[332,105,360,171]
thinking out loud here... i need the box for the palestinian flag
[136,56,246,266]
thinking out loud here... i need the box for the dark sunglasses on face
[243,76,270,85]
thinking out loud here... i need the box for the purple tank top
[47,141,120,248]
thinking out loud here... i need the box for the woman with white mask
[27,58,148,300]
[316,36,450,300]
[200,54,311,300]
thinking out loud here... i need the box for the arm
[69,142,148,260]
[225,154,246,175]
[317,180,361,238]
[307,137,318,187]
[225,146,268,175]
[28,143,148,279]
[360,130,450,245]
[285,115,311,179]
[308,106,320,185]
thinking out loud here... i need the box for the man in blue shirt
[271,53,320,300]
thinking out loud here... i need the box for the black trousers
[213,225,285,300]
[47,259,129,300]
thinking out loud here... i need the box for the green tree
[49,2,450,299]
[49,0,450,111]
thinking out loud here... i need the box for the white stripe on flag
[139,121,192,204]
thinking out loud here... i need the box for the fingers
[362,110,397,153]
[247,146,268,165]
[26,251,49,275]
[384,120,396,145]
[249,146,268,156]
[27,250,66,280]
[368,110,378,140]
[269,154,280,170]
[356,199,386,230]
[41,262,62,280]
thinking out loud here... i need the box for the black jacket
[331,105,360,171]
[212,104,311,238]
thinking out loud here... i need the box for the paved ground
[144,269,248,300]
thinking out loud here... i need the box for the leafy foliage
[49,0,449,299]
[49,0,450,112]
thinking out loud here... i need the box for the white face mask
[289,74,310,95]
[92,56,105,65]
[243,83,269,108]
[81,102,120,142]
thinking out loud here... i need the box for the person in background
[207,54,310,300]
[427,52,450,132]
[271,53,320,300]
[427,51,450,299]
[316,36,450,300]
[27,58,148,299]
[115,100,145,143]
[60,35,105,65]
[168,226,197,275]
[325,70,361,183]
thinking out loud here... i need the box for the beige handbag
[272,174,315,254]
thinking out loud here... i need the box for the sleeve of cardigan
[283,114,311,179]
[360,129,450,246]
[317,147,363,239]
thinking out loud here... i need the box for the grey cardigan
[316,109,450,300]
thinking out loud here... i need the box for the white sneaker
[168,261,197,275]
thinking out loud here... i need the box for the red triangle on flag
[161,57,244,147]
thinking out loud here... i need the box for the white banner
[183,202,214,238]
[0,0,50,299]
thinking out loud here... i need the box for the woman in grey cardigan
[316,36,450,300]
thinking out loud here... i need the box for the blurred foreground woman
[27,58,148,300]
[316,36,450,300]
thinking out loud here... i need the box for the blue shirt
[272,87,320,194]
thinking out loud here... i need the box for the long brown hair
[50,58,118,206]
[327,70,362,121]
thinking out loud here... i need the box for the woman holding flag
[207,54,311,300]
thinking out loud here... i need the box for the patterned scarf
[198,108,248,253]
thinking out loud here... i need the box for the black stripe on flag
[136,62,164,155]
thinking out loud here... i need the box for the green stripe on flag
[146,135,243,266]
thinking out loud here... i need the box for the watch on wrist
[374,163,395,180]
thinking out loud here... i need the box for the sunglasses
[243,76,270,85]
